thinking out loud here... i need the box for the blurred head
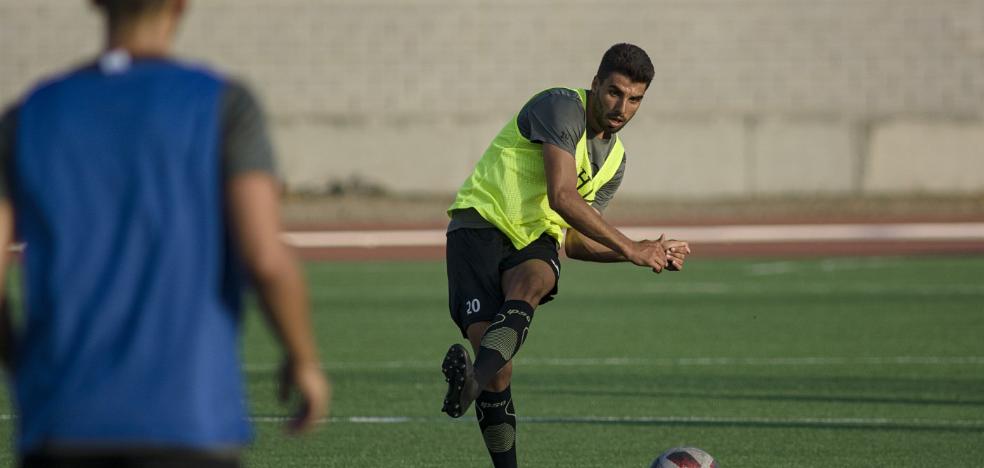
[588,43,654,136]
[92,0,179,25]
[91,0,186,53]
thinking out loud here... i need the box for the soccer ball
[650,447,717,468]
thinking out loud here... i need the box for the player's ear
[591,75,600,91]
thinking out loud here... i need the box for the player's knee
[486,363,512,392]
[502,261,555,305]
[505,276,552,305]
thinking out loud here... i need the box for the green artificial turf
[2,256,983,467]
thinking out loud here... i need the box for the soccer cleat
[441,343,479,418]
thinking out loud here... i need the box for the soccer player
[0,1,330,467]
[441,43,691,467]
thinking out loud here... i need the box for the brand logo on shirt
[576,168,592,192]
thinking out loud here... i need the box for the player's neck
[104,18,176,58]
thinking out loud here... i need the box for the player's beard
[591,92,626,135]
[604,113,626,133]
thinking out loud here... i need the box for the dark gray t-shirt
[449,87,627,231]
[0,78,277,200]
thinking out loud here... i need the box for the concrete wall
[1,0,982,197]
[867,120,984,194]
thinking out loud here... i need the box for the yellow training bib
[448,88,625,249]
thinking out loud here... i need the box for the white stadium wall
[1,0,982,198]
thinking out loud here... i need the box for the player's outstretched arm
[565,227,625,262]
[0,200,14,372]
[566,229,692,270]
[543,143,667,272]
[227,172,331,434]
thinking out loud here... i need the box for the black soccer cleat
[441,343,479,418]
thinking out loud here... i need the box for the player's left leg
[466,321,517,468]
[464,257,557,468]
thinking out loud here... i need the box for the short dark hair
[596,43,655,86]
[93,0,170,24]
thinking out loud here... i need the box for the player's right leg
[466,321,517,468]
[462,236,559,468]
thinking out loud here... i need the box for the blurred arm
[226,172,329,432]
[0,107,15,371]
[0,200,14,371]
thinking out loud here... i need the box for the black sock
[475,386,517,468]
[473,300,534,388]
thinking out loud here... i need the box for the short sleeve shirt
[0,77,276,200]
[449,88,627,231]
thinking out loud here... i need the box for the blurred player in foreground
[442,43,691,467]
[0,1,330,466]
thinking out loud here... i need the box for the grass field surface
[2,256,983,466]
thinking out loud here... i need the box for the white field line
[281,222,984,248]
[630,282,984,295]
[241,356,984,372]
[246,415,984,429]
[747,257,908,276]
[9,223,980,252]
[7,223,983,252]
[3,414,981,429]
[621,223,984,243]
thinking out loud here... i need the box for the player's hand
[278,358,332,434]
[662,239,691,271]
[626,234,669,273]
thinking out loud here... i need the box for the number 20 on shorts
[465,298,481,315]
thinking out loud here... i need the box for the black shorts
[20,450,240,468]
[446,228,561,337]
